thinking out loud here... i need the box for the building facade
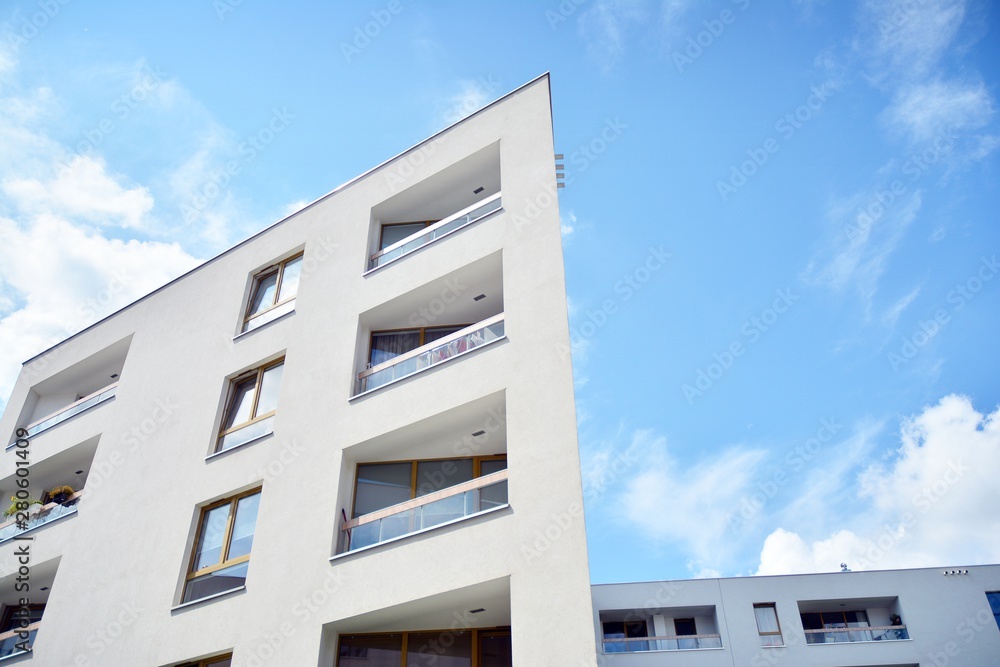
[593,565,1000,667]
[0,74,597,666]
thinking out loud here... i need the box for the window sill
[232,308,295,341]
[330,503,509,562]
[205,431,273,461]
[171,585,246,613]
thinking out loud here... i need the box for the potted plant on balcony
[3,495,42,520]
[47,485,75,505]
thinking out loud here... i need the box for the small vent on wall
[555,154,565,188]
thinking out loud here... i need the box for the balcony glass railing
[369,193,502,270]
[0,495,81,544]
[804,625,909,644]
[11,383,118,444]
[340,469,508,552]
[603,634,723,653]
[356,314,505,394]
[0,624,38,658]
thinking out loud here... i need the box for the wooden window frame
[0,603,44,632]
[216,358,284,447]
[177,654,233,667]
[351,455,507,518]
[336,628,509,667]
[242,253,303,331]
[753,603,783,645]
[184,488,261,593]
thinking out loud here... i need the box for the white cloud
[3,156,153,229]
[883,79,993,143]
[561,210,577,237]
[756,395,1000,574]
[0,214,199,402]
[439,77,501,127]
[602,429,767,563]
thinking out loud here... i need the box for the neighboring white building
[1,72,998,667]
[0,74,597,666]
[593,565,1000,666]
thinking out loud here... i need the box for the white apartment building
[593,565,1000,666]
[0,73,598,666]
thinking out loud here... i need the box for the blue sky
[1,1,998,584]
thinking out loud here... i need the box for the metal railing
[340,469,508,552]
[804,624,909,643]
[356,314,505,394]
[12,382,118,443]
[603,634,723,652]
[0,622,39,658]
[368,193,502,270]
[0,494,82,544]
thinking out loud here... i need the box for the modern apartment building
[593,565,1000,666]
[0,74,597,666]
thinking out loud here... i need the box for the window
[352,456,507,519]
[182,489,261,604]
[602,620,648,653]
[337,630,509,666]
[178,655,232,667]
[378,221,436,252]
[754,603,783,646]
[988,592,1000,630]
[0,603,42,658]
[216,359,284,452]
[242,253,303,332]
[801,610,872,643]
[368,325,467,367]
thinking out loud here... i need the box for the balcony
[11,383,116,444]
[338,468,508,553]
[0,493,81,545]
[356,314,505,394]
[369,193,502,271]
[602,634,723,653]
[799,598,909,645]
[0,624,38,660]
[803,624,909,644]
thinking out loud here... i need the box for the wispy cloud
[802,188,921,317]
[861,0,966,84]
[881,285,921,328]
[577,0,654,73]
[588,428,766,569]
[883,78,993,143]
